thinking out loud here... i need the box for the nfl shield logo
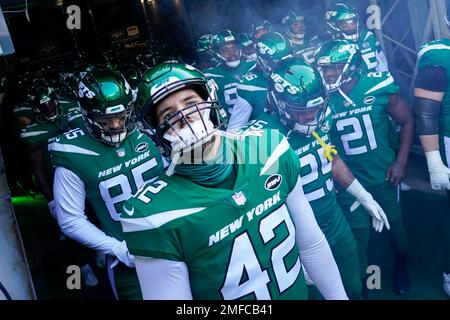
[232,191,246,206]
[116,148,126,157]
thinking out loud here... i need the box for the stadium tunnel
[0,0,449,300]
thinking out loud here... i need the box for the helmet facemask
[317,48,360,91]
[217,42,242,68]
[36,97,62,122]
[242,44,257,61]
[31,87,62,122]
[257,54,275,78]
[339,17,360,41]
[318,62,346,91]
[83,102,134,146]
[286,20,306,42]
[253,27,269,40]
[145,80,226,159]
[157,101,220,156]
[271,91,328,136]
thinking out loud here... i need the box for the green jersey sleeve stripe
[247,63,257,73]
[68,114,83,122]
[417,44,450,60]
[20,130,49,138]
[13,106,32,113]
[203,73,224,78]
[260,137,290,176]
[121,207,207,232]
[48,142,100,156]
[364,76,394,95]
[236,84,268,92]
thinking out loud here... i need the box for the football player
[240,58,389,299]
[21,79,83,212]
[324,2,389,73]
[120,62,348,300]
[250,17,272,40]
[49,67,165,299]
[229,32,293,132]
[281,10,320,64]
[204,29,257,125]
[193,33,218,71]
[316,40,414,295]
[413,5,450,295]
[237,33,257,62]
[20,79,98,287]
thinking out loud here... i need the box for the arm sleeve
[415,66,447,92]
[134,257,193,300]
[286,176,348,300]
[375,50,389,73]
[53,166,122,255]
[226,96,253,133]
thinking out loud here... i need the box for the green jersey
[20,98,83,173]
[417,38,450,164]
[13,101,34,123]
[330,71,399,187]
[121,129,309,300]
[240,109,336,217]
[204,61,257,116]
[354,29,384,73]
[20,98,82,146]
[236,69,268,120]
[289,35,320,64]
[49,126,164,241]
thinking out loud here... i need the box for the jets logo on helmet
[257,41,276,56]
[270,73,300,95]
[78,81,96,99]
[338,43,358,54]
[325,10,338,20]
[256,32,292,77]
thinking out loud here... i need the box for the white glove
[48,200,57,219]
[425,150,450,190]
[111,240,135,268]
[346,179,390,233]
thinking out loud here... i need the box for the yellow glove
[311,130,337,161]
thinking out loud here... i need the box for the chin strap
[311,130,337,162]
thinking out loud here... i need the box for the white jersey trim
[417,44,450,61]
[260,137,290,176]
[121,207,207,232]
[48,142,100,155]
[20,130,49,138]
[364,75,394,95]
[236,83,268,92]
